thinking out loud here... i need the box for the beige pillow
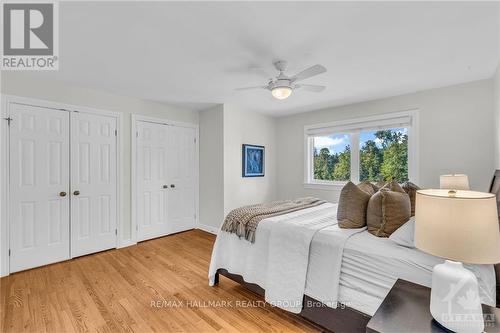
[337,182,372,229]
[401,181,420,217]
[381,180,405,193]
[367,187,411,237]
[357,181,379,196]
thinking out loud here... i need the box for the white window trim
[303,110,419,190]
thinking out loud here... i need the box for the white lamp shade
[439,174,469,190]
[415,189,500,264]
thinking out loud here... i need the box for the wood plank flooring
[1,230,324,332]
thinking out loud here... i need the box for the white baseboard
[117,239,137,249]
[197,224,218,235]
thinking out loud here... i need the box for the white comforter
[337,231,497,314]
[304,224,366,307]
[209,203,364,313]
[208,203,496,315]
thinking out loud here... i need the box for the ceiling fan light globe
[271,86,292,100]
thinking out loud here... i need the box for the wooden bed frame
[213,171,500,332]
[215,268,500,333]
[214,269,371,333]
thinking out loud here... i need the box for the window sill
[303,182,346,191]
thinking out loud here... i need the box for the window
[359,128,408,182]
[305,112,417,187]
[313,134,351,182]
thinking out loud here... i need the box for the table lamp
[415,189,500,333]
[440,174,470,190]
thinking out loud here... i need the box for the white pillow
[389,216,415,248]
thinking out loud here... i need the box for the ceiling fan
[237,60,327,100]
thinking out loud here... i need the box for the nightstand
[366,279,500,333]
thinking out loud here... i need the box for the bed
[209,202,498,332]
[333,231,495,315]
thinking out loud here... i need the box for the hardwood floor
[1,230,324,332]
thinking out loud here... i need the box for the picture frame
[242,144,265,177]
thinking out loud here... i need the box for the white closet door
[167,126,196,234]
[137,121,169,241]
[71,112,117,257]
[9,104,70,273]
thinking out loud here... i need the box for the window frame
[304,110,419,190]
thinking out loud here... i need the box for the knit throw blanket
[221,197,327,243]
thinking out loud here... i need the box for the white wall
[276,79,495,202]
[223,104,277,215]
[1,72,199,246]
[2,73,497,252]
[198,104,277,230]
[494,64,500,168]
[198,105,224,233]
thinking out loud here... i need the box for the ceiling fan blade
[296,84,326,92]
[291,64,327,82]
[235,86,268,91]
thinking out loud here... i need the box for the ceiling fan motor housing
[270,78,294,90]
[237,61,326,99]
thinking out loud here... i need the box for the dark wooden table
[366,279,500,333]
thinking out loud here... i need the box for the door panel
[71,112,117,257]
[137,122,169,241]
[136,121,196,241]
[9,104,70,273]
[167,126,196,234]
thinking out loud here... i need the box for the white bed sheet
[209,204,335,286]
[311,231,497,316]
[210,206,497,317]
[209,203,345,313]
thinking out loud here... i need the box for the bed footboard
[216,269,265,295]
[215,268,370,333]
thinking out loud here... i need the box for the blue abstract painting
[242,144,264,177]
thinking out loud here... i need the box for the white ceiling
[16,1,500,116]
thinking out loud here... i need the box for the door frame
[131,114,199,244]
[0,94,124,277]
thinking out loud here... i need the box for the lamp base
[430,260,484,333]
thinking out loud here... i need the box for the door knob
[163,185,169,189]
[170,184,175,188]
[73,190,80,196]
[59,191,67,197]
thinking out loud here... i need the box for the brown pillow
[367,188,411,237]
[357,181,379,196]
[337,182,372,229]
[381,180,405,193]
[401,181,420,216]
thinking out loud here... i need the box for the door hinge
[3,117,13,126]
[114,129,117,136]
[194,138,196,144]
[115,229,118,235]
[8,249,11,256]
[136,131,139,138]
